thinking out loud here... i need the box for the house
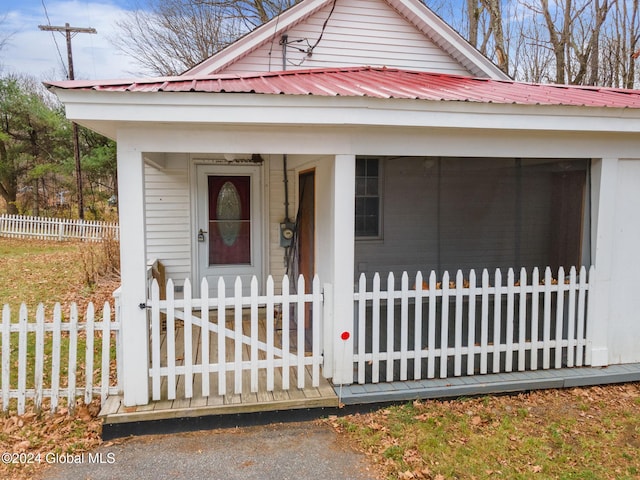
[47,0,640,414]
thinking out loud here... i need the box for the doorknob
[198,229,207,242]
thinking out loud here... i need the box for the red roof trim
[45,67,640,109]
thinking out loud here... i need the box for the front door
[196,164,262,295]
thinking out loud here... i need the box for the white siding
[144,155,191,284]
[268,155,290,290]
[609,159,640,363]
[221,0,469,75]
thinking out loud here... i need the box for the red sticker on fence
[340,331,350,341]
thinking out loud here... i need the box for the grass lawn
[0,238,118,313]
[0,237,119,480]
[332,384,640,479]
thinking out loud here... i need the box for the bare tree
[0,14,15,71]
[428,0,510,75]
[600,0,639,88]
[111,0,300,76]
[111,1,245,76]
[521,0,615,85]
[479,0,509,73]
[200,0,300,29]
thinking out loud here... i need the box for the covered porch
[113,143,620,411]
[48,69,640,417]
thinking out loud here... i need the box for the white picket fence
[148,275,324,401]
[353,266,593,384]
[0,302,121,414]
[0,214,119,241]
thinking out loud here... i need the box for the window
[355,157,381,238]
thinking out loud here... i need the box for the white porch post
[117,144,150,406]
[331,154,355,385]
[588,157,617,367]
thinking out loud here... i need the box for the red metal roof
[46,67,640,109]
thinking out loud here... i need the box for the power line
[40,0,67,76]
[38,22,97,220]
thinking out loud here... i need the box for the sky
[0,0,144,81]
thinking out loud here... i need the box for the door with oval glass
[196,165,262,295]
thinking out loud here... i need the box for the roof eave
[52,88,640,135]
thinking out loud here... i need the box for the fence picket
[296,275,305,389]
[166,280,176,400]
[542,267,553,369]
[183,279,193,399]
[479,270,490,374]
[84,304,95,405]
[17,305,28,414]
[266,276,275,391]
[34,305,45,411]
[357,274,367,384]
[250,277,259,393]
[50,304,61,412]
[554,267,566,369]
[150,280,161,400]
[234,278,243,395]
[427,271,437,378]
[386,272,395,382]
[68,304,78,411]
[217,277,226,396]
[440,271,450,379]
[414,271,424,380]
[400,272,409,381]
[372,273,381,382]
[517,268,527,371]
[281,276,290,390]
[454,270,463,377]
[492,269,502,373]
[566,267,577,368]
[200,278,210,397]
[101,303,112,403]
[2,304,11,412]
[505,269,515,373]
[531,268,540,370]
[466,270,477,376]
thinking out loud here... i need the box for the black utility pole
[39,23,97,220]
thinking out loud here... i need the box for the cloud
[0,1,143,81]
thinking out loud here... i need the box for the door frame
[192,161,265,295]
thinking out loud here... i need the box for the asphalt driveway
[38,421,380,480]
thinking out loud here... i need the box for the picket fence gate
[0,302,121,415]
[148,274,324,401]
[354,266,593,384]
[0,214,119,242]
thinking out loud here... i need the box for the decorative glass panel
[208,176,251,265]
[216,181,242,246]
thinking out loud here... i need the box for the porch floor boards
[100,315,338,425]
[338,363,640,405]
[100,362,640,425]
